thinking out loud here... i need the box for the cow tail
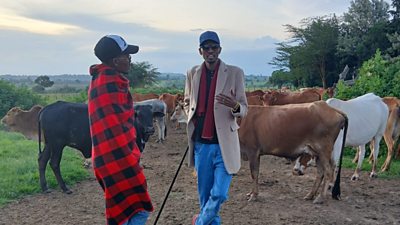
[38,110,43,154]
[165,123,167,137]
[332,114,348,200]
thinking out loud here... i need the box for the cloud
[2,0,390,76]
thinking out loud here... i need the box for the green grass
[341,147,400,179]
[0,130,90,207]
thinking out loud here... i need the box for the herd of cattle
[1,88,400,205]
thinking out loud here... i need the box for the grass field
[341,147,400,179]
[0,130,90,207]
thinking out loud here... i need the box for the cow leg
[155,117,166,143]
[49,145,72,194]
[366,141,374,163]
[381,135,394,172]
[38,145,51,193]
[246,149,260,201]
[396,143,400,159]
[313,154,334,204]
[370,136,382,178]
[352,147,361,164]
[351,145,366,181]
[304,157,323,201]
[155,117,162,143]
[160,117,166,141]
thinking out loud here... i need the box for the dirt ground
[1,122,400,225]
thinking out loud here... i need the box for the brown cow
[238,102,348,204]
[362,97,400,171]
[262,89,321,105]
[132,93,159,102]
[1,105,43,140]
[299,87,325,99]
[378,97,400,171]
[159,93,184,115]
[245,89,265,97]
[246,95,264,105]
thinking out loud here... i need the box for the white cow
[134,99,167,143]
[170,102,188,125]
[294,93,389,180]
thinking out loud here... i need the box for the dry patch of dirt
[1,123,400,225]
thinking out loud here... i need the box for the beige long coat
[184,60,248,174]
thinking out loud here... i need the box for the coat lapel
[192,65,202,105]
[216,60,228,95]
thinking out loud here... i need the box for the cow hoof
[304,193,314,200]
[313,196,324,204]
[63,189,73,194]
[369,173,378,178]
[246,192,257,201]
[351,175,360,181]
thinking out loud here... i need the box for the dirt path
[1,123,400,225]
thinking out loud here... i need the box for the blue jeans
[194,142,233,225]
[122,210,149,225]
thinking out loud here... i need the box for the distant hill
[0,73,269,91]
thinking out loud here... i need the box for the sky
[0,0,385,76]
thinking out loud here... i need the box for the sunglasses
[201,45,220,51]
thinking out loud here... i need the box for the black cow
[38,101,154,194]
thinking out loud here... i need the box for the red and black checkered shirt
[88,64,153,225]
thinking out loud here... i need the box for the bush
[31,85,45,93]
[335,50,400,99]
[0,80,46,117]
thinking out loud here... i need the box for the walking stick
[153,146,189,225]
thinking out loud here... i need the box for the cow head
[170,102,187,123]
[292,154,313,176]
[134,104,155,141]
[1,107,22,129]
[262,91,277,106]
[1,105,42,131]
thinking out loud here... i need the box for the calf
[1,105,43,140]
[38,101,154,194]
[134,99,167,143]
[238,102,348,204]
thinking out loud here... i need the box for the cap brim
[122,45,139,54]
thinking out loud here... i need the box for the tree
[34,75,54,88]
[270,16,340,88]
[0,80,45,117]
[337,0,390,70]
[125,61,160,88]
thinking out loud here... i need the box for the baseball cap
[199,31,220,46]
[94,35,139,62]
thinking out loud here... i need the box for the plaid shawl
[88,64,153,225]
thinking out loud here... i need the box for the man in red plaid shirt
[88,35,153,225]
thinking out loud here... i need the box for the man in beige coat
[185,31,248,225]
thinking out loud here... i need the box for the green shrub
[0,80,46,118]
[335,50,400,99]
